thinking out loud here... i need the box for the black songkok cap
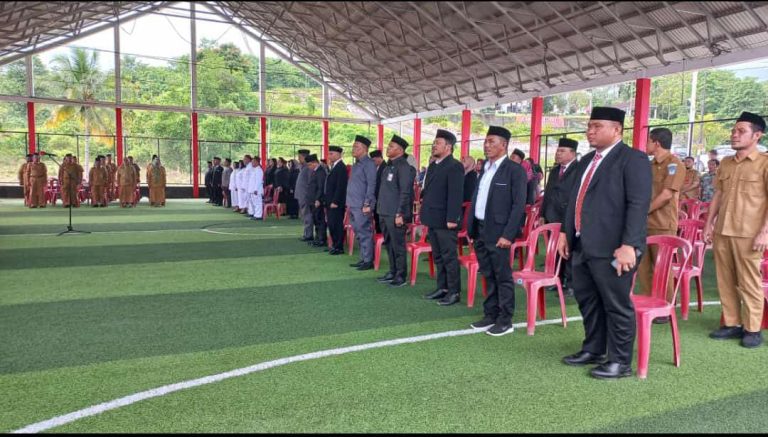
[213,156,221,161]
[737,111,766,132]
[435,129,457,145]
[306,154,319,163]
[558,137,578,150]
[369,150,382,158]
[354,135,372,147]
[329,146,343,153]
[512,149,525,160]
[590,106,625,125]
[486,125,511,141]
[297,149,311,155]
[390,135,409,150]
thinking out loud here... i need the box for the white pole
[687,70,698,157]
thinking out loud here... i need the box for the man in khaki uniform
[147,156,166,207]
[18,154,32,206]
[637,128,687,323]
[89,157,108,207]
[128,156,141,205]
[59,154,80,208]
[680,156,701,200]
[704,111,768,348]
[117,158,137,207]
[105,154,117,201]
[26,153,47,208]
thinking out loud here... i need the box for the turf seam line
[11,301,722,433]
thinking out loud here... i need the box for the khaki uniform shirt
[89,166,107,186]
[118,164,137,186]
[648,153,686,232]
[18,162,29,186]
[715,151,768,238]
[681,168,701,199]
[27,162,47,180]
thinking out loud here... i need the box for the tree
[45,48,112,174]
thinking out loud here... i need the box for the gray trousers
[299,200,313,239]
[350,207,374,263]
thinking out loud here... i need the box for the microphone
[40,151,57,157]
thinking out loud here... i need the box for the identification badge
[668,163,677,175]
[387,173,394,182]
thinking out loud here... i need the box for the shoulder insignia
[668,163,677,175]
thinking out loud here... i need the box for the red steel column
[27,102,35,154]
[460,109,471,158]
[115,108,123,166]
[413,117,421,165]
[191,112,199,197]
[530,96,543,163]
[633,78,651,152]
[322,119,329,160]
[377,123,384,151]
[260,116,268,163]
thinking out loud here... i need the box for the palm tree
[45,48,111,174]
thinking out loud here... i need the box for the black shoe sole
[437,299,460,306]
[590,370,633,380]
[563,357,607,367]
[486,327,514,337]
[389,281,407,288]
[470,322,495,330]
[357,265,373,271]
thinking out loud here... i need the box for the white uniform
[238,164,252,211]
[247,163,264,218]
[230,167,239,207]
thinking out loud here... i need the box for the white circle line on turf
[12,301,723,434]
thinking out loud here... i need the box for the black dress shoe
[709,325,744,340]
[377,272,395,283]
[356,262,374,271]
[423,289,448,300]
[389,277,407,287]
[590,362,632,379]
[328,249,343,255]
[350,261,364,268]
[437,293,460,306]
[563,351,607,366]
[300,237,313,242]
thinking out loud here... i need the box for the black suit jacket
[212,165,223,187]
[463,171,477,203]
[306,165,327,205]
[324,160,348,208]
[374,164,385,201]
[420,155,465,230]
[563,142,652,259]
[541,160,579,224]
[467,158,528,243]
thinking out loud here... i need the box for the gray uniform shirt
[294,163,309,201]
[345,155,377,209]
[222,166,233,188]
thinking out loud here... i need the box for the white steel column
[190,2,197,110]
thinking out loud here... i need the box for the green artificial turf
[1,198,766,433]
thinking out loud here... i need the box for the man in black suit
[204,160,214,203]
[540,137,580,295]
[558,107,652,379]
[461,155,478,203]
[420,129,465,306]
[467,126,528,336]
[370,149,386,234]
[376,135,416,288]
[305,154,329,247]
[211,157,224,206]
[325,146,348,255]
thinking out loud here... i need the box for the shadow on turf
[0,238,315,269]
[0,278,480,374]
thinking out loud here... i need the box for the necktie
[559,165,565,180]
[574,153,602,233]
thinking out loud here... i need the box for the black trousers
[206,183,213,202]
[373,210,382,234]
[571,237,637,365]
[327,207,345,251]
[428,227,460,295]
[212,184,223,205]
[311,204,327,243]
[381,214,407,278]
[474,221,516,325]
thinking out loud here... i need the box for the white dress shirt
[474,155,507,220]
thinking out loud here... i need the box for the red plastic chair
[509,205,540,270]
[460,237,488,308]
[675,219,706,319]
[406,214,423,243]
[263,184,273,204]
[264,187,283,219]
[344,208,355,255]
[679,199,700,220]
[677,210,688,221]
[407,225,435,286]
[457,201,472,256]
[373,215,385,270]
[511,223,567,335]
[631,235,692,379]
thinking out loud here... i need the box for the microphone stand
[45,154,90,236]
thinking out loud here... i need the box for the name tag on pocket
[494,183,507,186]
[387,173,394,182]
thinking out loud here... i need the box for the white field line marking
[0,227,293,238]
[13,301,722,434]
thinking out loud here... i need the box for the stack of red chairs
[674,219,706,320]
[631,235,692,379]
[457,201,472,256]
[345,208,355,255]
[45,178,60,206]
[511,223,568,336]
[460,236,487,308]
[373,216,385,271]
[679,199,700,220]
[407,225,435,286]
